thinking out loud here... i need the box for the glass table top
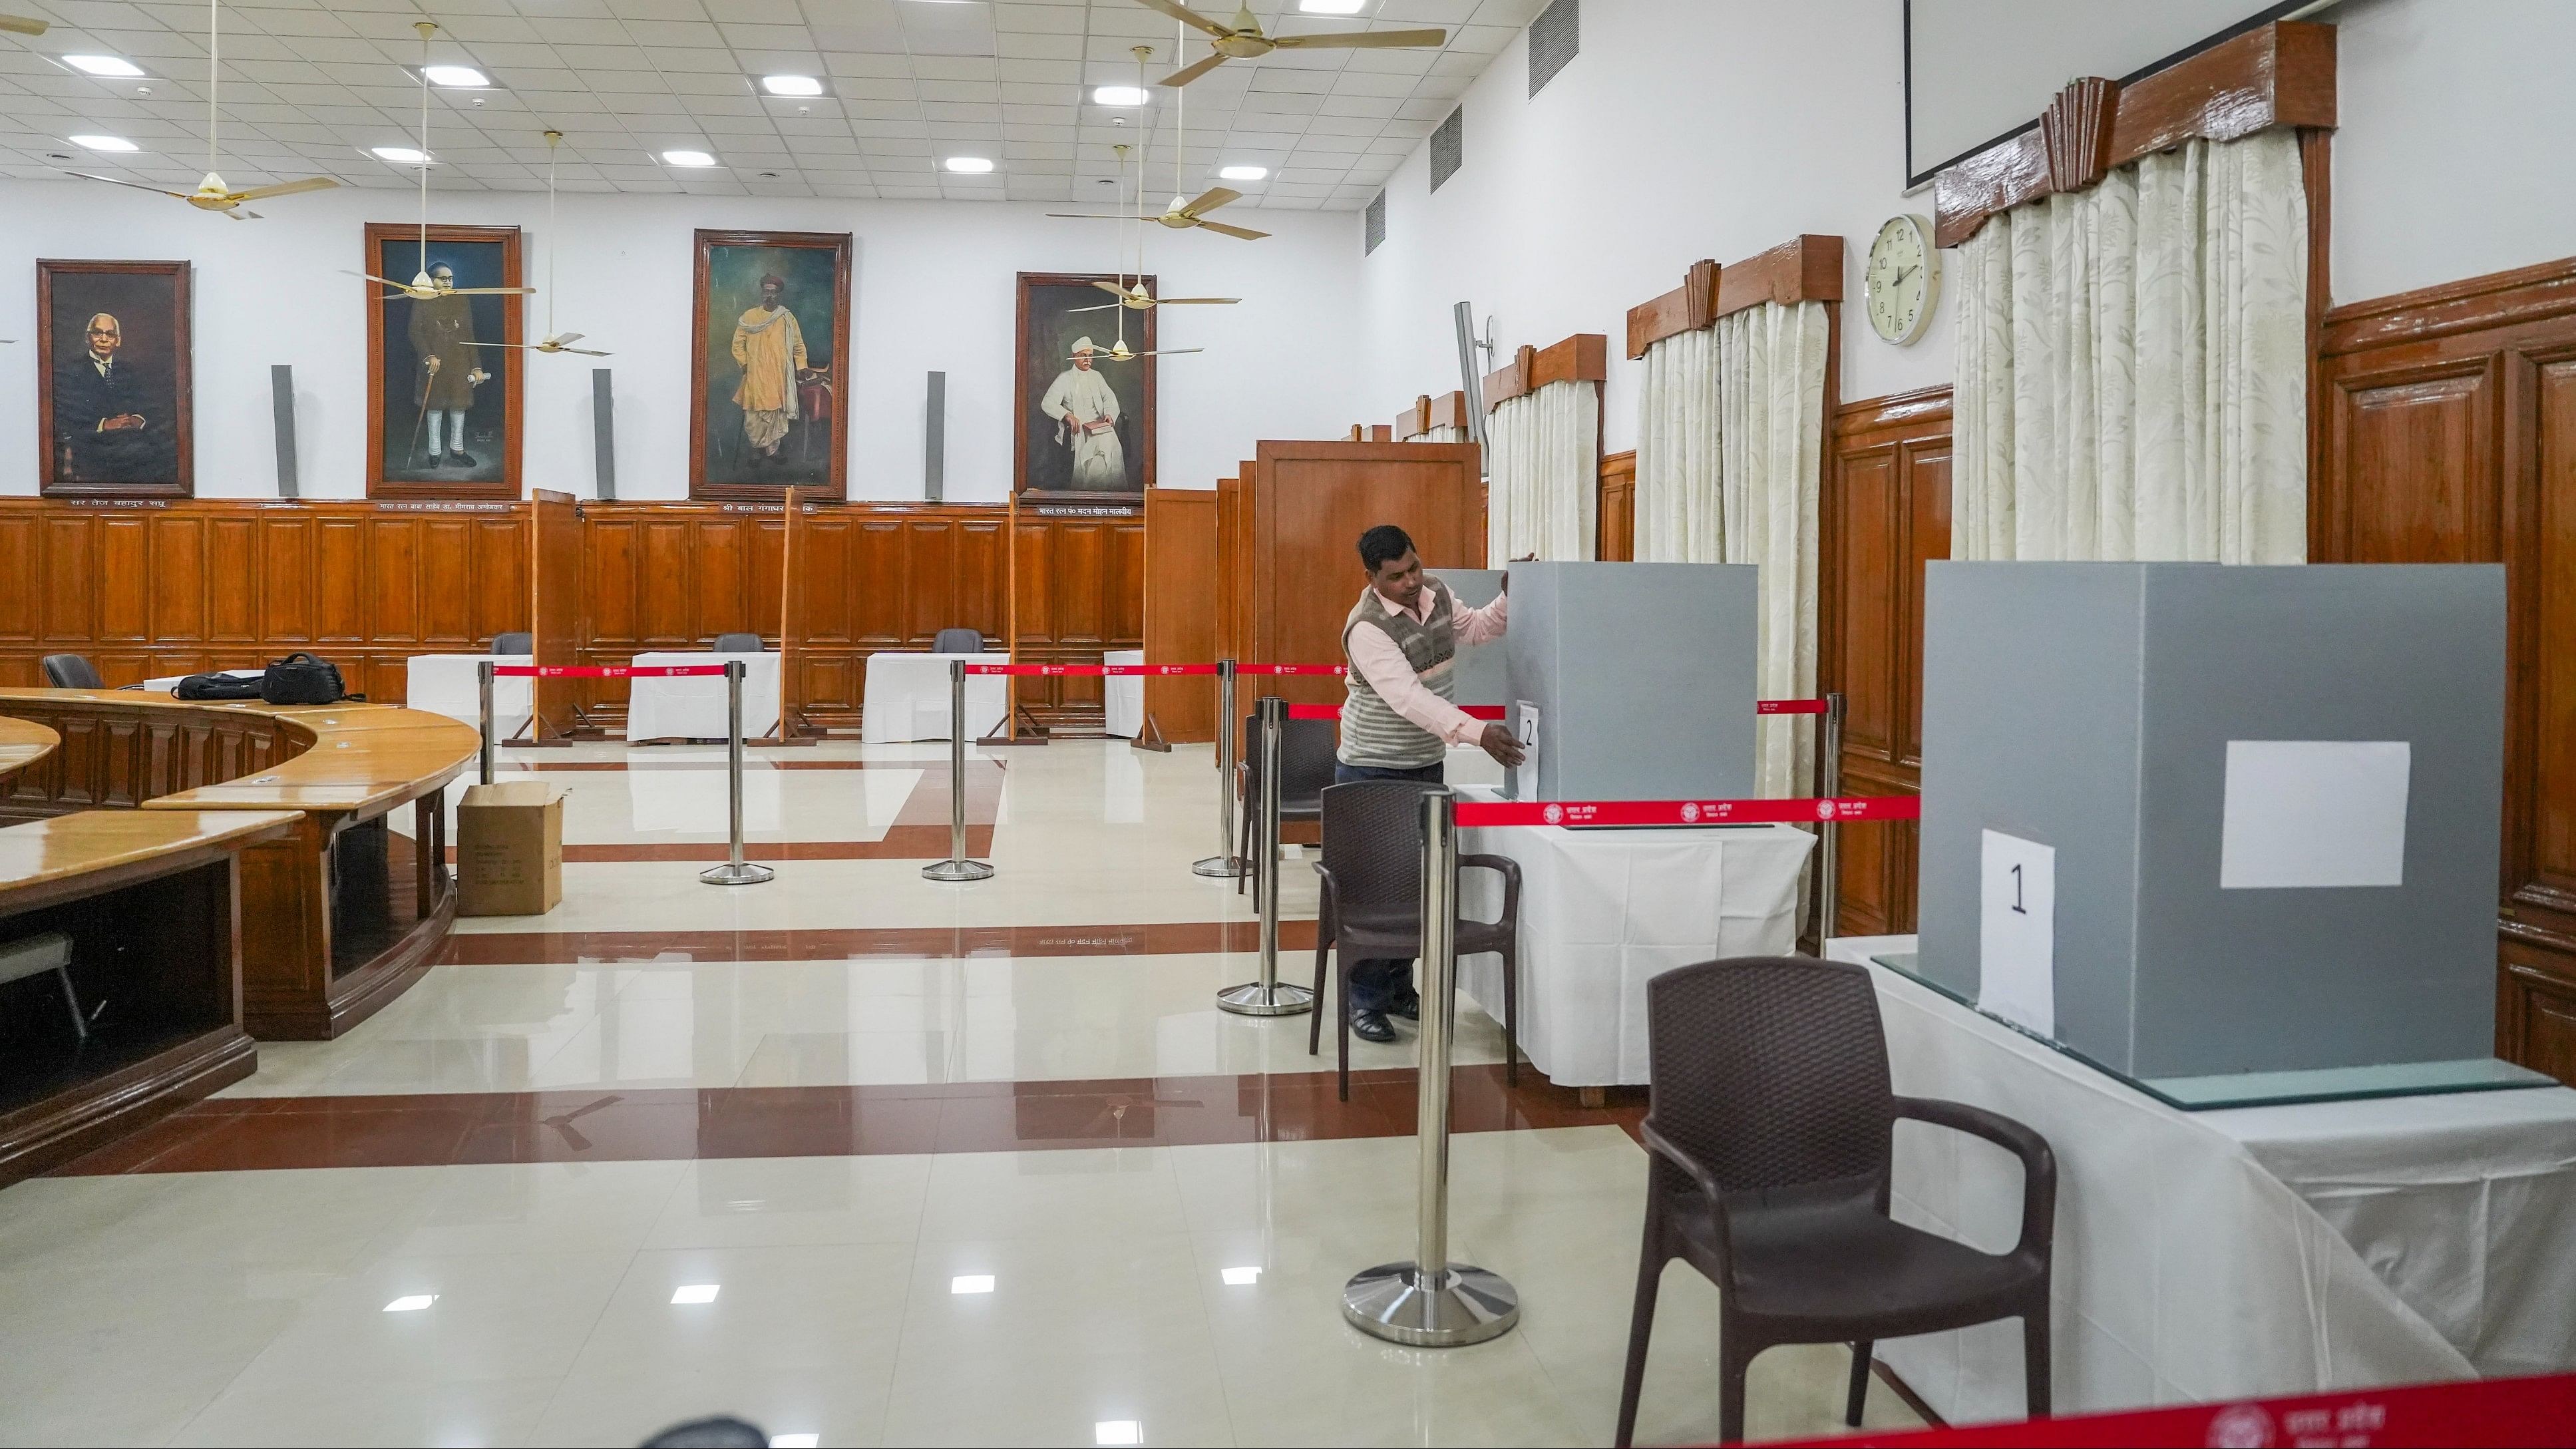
[1867,951,2557,1112]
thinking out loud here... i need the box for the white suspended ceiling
[0,0,1541,209]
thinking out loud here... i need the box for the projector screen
[1904,0,2312,188]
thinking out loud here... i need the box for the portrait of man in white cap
[1039,335,1127,490]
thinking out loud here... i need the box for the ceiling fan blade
[61,171,195,200]
[1066,302,1127,312]
[552,333,584,346]
[1193,219,1270,241]
[1129,0,1230,39]
[1179,186,1241,218]
[230,176,339,202]
[1090,280,1130,297]
[566,347,612,357]
[1045,213,1126,221]
[449,286,538,296]
[1156,298,1240,305]
[1153,348,1205,355]
[0,15,49,34]
[1157,51,1231,89]
[464,341,528,349]
[343,270,413,289]
[1272,28,1447,50]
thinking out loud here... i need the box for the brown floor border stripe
[447,760,1004,863]
[441,919,1319,964]
[52,1066,1644,1176]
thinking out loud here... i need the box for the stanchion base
[699,862,777,887]
[1214,980,1315,1017]
[921,859,996,883]
[1341,1262,1519,1347]
[1191,855,1250,879]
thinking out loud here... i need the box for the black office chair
[1616,956,2056,1447]
[711,633,763,652]
[1308,780,1521,1099]
[1236,710,1338,896]
[492,632,533,656]
[932,628,984,655]
[41,654,102,690]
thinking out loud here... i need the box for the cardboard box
[457,781,565,917]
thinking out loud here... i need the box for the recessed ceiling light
[669,1284,720,1305]
[423,64,488,88]
[1218,165,1268,182]
[371,145,431,164]
[769,1437,821,1449]
[950,1274,994,1294]
[63,55,146,78]
[1220,1265,1261,1285]
[942,156,994,174]
[761,74,823,97]
[662,149,717,167]
[1093,85,1149,107]
[1095,1423,1143,1448]
[1302,0,1368,13]
[70,135,138,152]
[382,1294,437,1313]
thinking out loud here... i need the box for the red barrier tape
[1774,1370,2576,1448]
[962,664,1222,677]
[1758,698,1831,715]
[1453,795,1918,827]
[488,665,733,679]
[1235,664,1347,676]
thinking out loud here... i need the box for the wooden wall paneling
[2314,254,2576,1080]
[528,490,580,738]
[1142,487,1217,742]
[1596,451,1636,561]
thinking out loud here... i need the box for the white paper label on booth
[1978,829,2056,1038]
[2219,740,2410,890]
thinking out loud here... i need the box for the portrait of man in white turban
[1039,336,1127,490]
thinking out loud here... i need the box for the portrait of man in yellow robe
[730,272,810,461]
[692,234,846,494]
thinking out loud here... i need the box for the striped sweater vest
[1338,578,1457,769]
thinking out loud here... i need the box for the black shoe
[1350,1010,1398,1044]
[448,449,477,468]
[1390,990,1420,1022]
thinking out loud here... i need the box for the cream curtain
[1953,128,2309,563]
[1418,423,1467,443]
[1486,379,1597,561]
[1719,301,1830,800]
[1634,325,1721,564]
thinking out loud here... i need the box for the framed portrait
[365,222,524,499]
[37,258,192,497]
[689,229,851,501]
[1015,272,1155,500]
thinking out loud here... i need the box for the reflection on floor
[0,739,1925,1447]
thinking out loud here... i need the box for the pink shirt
[1346,584,1509,746]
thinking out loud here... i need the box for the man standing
[54,311,170,483]
[407,263,487,468]
[1039,337,1125,489]
[730,272,809,463]
[1336,524,1525,1042]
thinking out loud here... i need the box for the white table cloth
[1453,788,1814,1086]
[1826,933,2576,1422]
[623,650,780,742]
[404,654,532,741]
[1104,649,1145,739]
[859,651,1010,743]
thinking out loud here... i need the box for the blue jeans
[1332,760,1445,1015]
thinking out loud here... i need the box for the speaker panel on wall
[591,367,616,501]
[270,364,298,498]
[924,369,946,503]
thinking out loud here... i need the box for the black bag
[176,672,264,701]
[260,652,347,706]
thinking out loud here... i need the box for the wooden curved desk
[0,690,479,1038]
[0,716,57,793]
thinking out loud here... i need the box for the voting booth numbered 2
[1909,562,2553,1106]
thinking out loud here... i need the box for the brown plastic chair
[1306,779,1521,1100]
[1234,710,1339,895]
[1616,956,2054,1447]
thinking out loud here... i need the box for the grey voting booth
[1499,561,1758,802]
[1915,562,2510,1086]
[1427,568,1507,711]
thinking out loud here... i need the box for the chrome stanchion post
[1216,695,1313,1016]
[1818,691,1847,941]
[701,660,775,886]
[477,660,495,786]
[923,658,996,883]
[1193,659,1245,878]
[1343,787,1519,1346]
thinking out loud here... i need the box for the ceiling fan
[345,23,534,302]
[59,0,337,218]
[2,15,48,33]
[1135,0,1447,87]
[1048,48,1268,241]
[1071,279,1238,313]
[470,132,607,355]
[1076,339,1202,364]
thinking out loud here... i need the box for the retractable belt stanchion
[1343,786,1519,1346]
[476,660,495,786]
[923,658,996,883]
[1817,690,1846,938]
[700,659,775,887]
[1215,695,1313,1016]
[1192,659,1246,879]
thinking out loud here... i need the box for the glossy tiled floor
[0,739,1926,1447]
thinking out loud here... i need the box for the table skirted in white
[858,651,1011,743]
[624,651,780,742]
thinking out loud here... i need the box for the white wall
[0,181,1365,499]
[1357,0,1946,455]
[2324,0,2576,304]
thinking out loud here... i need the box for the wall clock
[1865,214,1939,345]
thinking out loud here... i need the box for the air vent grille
[1529,0,1578,97]
[1430,106,1463,192]
[1365,191,1386,254]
